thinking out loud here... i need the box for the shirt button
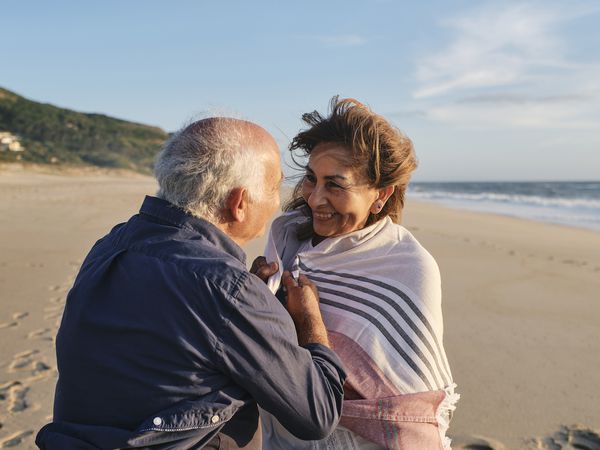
[211,414,220,424]
[153,417,162,426]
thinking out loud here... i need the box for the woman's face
[302,143,380,238]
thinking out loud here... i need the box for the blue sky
[2,0,599,181]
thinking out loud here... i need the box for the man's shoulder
[120,215,243,268]
[143,238,250,294]
[98,215,251,295]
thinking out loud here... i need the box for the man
[36,118,346,449]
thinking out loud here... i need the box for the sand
[401,201,600,449]
[0,165,599,449]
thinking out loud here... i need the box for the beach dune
[0,166,599,449]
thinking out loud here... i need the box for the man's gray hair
[154,118,267,222]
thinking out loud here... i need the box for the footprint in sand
[456,446,496,450]
[0,429,34,448]
[0,312,30,330]
[561,258,589,267]
[27,328,52,340]
[43,304,64,322]
[0,381,32,413]
[8,350,39,370]
[49,296,65,305]
[451,435,505,450]
[7,384,29,413]
[532,425,600,450]
[11,312,28,321]
[0,381,21,400]
[8,350,51,375]
[43,310,63,321]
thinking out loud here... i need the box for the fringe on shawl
[437,383,460,450]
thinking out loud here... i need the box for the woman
[260,97,458,450]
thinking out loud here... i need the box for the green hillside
[0,87,169,173]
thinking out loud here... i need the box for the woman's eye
[326,182,342,190]
[303,174,316,184]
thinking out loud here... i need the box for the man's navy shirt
[36,196,346,449]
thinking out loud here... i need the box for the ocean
[407,181,600,231]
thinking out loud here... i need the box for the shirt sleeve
[213,271,347,440]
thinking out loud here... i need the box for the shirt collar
[139,196,247,265]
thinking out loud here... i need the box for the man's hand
[250,256,279,283]
[282,271,329,348]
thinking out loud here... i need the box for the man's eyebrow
[306,165,349,182]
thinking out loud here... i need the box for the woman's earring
[372,200,384,214]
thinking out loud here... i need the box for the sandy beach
[1,166,599,449]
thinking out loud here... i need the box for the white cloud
[456,93,588,105]
[425,100,598,129]
[416,3,568,98]
[412,2,600,129]
[421,67,600,129]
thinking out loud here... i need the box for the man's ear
[226,187,248,223]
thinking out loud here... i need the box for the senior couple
[36,98,457,450]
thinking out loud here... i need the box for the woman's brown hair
[285,96,417,226]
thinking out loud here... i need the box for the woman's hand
[282,271,329,347]
[250,256,279,283]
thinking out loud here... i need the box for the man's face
[244,145,283,241]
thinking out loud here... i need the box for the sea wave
[408,190,600,210]
[407,182,600,230]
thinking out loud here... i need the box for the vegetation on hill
[0,87,169,173]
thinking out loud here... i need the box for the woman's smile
[312,211,336,221]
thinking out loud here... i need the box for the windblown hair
[154,118,265,222]
[286,97,417,225]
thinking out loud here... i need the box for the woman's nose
[306,184,327,208]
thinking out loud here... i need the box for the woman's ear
[379,185,395,203]
[370,186,395,214]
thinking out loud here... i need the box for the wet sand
[0,165,599,449]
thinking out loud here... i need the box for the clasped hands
[250,257,329,347]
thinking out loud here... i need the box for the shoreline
[1,170,599,449]
[428,197,600,233]
[407,179,600,234]
[407,197,600,233]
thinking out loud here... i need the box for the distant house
[0,131,25,152]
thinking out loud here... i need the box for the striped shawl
[260,211,458,450]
